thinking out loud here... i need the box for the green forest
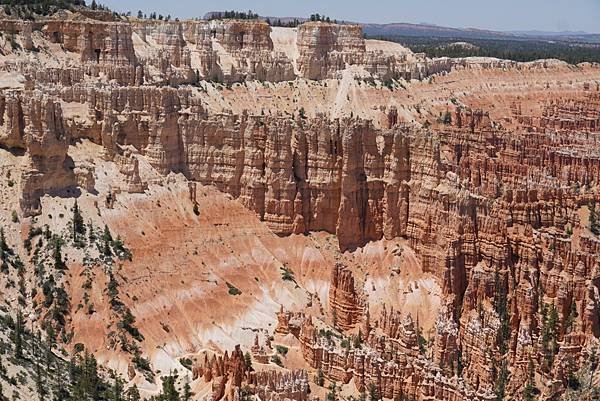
[368,35,600,64]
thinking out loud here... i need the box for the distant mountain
[203,11,600,44]
[508,31,600,44]
[362,22,518,40]
[361,23,600,44]
[509,30,591,37]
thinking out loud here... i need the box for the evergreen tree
[45,329,54,371]
[111,374,124,401]
[244,351,252,370]
[35,360,45,399]
[14,309,24,359]
[443,110,452,124]
[126,385,141,401]
[415,316,427,355]
[54,366,69,401]
[53,236,66,270]
[564,299,578,334]
[102,225,113,256]
[71,350,100,400]
[88,220,96,243]
[137,10,143,18]
[494,359,509,401]
[72,200,85,241]
[182,380,192,401]
[368,383,380,401]
[91,0,96,9]
[541,303,559,367]
[327,382,338,401]
[0,228,8,259]
[522,358,536,401]
[160,373,179,401]
[315,368,324,386]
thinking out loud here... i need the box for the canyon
[0,5,600,401]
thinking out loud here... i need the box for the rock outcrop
[193,345,311,401]
[0,91,77,215]
[329,263,363,330]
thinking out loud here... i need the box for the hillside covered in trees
[369,35,600,64]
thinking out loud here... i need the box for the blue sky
[100,0,600,33]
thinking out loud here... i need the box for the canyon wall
[2,10,600,401]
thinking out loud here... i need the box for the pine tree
[71,350,100,400]
[88,220,96,243]
[45,333,53,371]
[53,236,65,270]
[494,359,509,401]
[522,358,535,401]
[0,228,9,267]
[72,200,85,241]
[111,374,124,401]
[85,351,100,399]
[160,373,179,401]
[91,0,97,9]
[415,317,427,355]
[35,360,45,399]
[54,364,68,401]
[182,379,192,401]
[102,225,113,256]
[244,351,252,370]
[564,299,578,334]
[14,309,23,359]
[541,303,559,367]
[368,383,379,401]
[315,367,324,386]
[0,228,5,251]
[126,385,141,401]
[443,110,452,124]
[137,10,143,18]
[327,382,338,401]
